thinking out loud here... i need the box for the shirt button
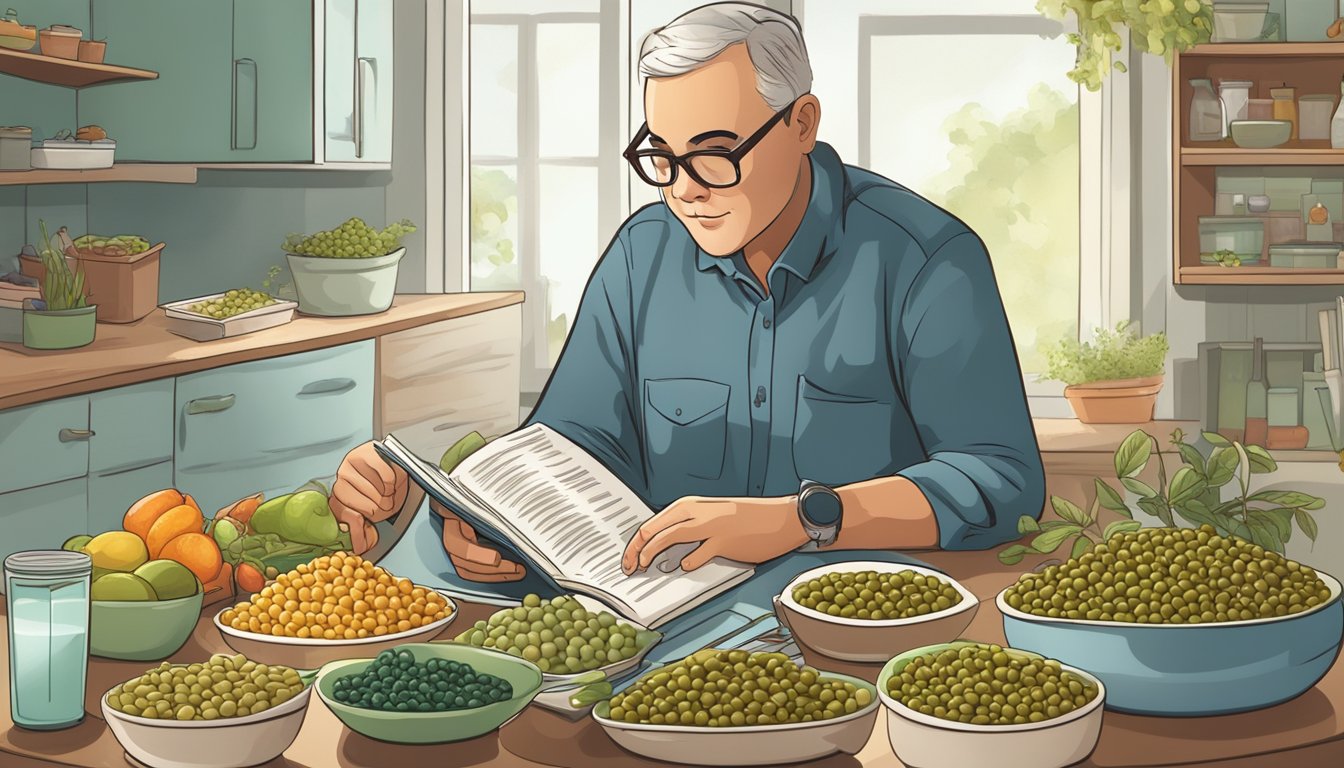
[675,408,682,417]
[762,317,771,329]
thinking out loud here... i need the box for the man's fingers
[330,497,370,554]
[622,505,696,572]
[452,557,527,583]
[331,480,380,521]
[680,541,723,572]
[336,472,393,512]
[637,521,704,571]
[353,453,396,494]
[441,521,503,567]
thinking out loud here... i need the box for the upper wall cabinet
[324,0,393,164]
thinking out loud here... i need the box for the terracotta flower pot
[1063,375,1164,424]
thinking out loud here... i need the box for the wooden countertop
[2,541,1341,768]
[0,292,525,411]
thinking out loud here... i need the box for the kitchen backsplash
[2,171,389,303]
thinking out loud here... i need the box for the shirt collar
[693,141,846,284]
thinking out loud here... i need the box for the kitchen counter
[0,292,525,412]
[2,536,1341,767]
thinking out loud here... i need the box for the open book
[374,424,754,627]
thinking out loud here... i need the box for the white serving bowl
[774,560,979,661]
[214,589,458,668]
[592,670,880,766]
[101,679,312,768]
[877,642,1106,768]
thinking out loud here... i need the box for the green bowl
[90,591,204,661]
[315,643,544,744]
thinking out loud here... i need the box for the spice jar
[1271,86,1298,140]
[1219,80,1253,132]
[0,126,32,170]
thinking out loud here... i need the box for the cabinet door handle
[298,378,357,397]
[355,57,374,158]
[231,58,258,151]
[186,394,236,415]
[58,428,95,442]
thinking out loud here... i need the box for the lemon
[82,531,149,572]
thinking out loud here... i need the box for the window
[801,0,1128,403]
[469,0,622,393]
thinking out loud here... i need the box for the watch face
[801,488,842,527]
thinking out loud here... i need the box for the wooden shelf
[0,164,196,185]
[0,47,157,88]
[1182,145,1344,166]
[1182,42,1344,56]
[1177,266,1344,285]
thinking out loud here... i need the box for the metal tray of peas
[161,291,297,342]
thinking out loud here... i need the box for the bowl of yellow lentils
[214,552,457,668]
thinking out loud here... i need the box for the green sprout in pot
[1041,321,1168,387]
[35,219,89,311]
[1001,427,1324,566]
[282,217,417,259]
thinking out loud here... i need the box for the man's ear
[792,94,821,153]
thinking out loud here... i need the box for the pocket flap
[646,378,730,426]
[798,376,882,405]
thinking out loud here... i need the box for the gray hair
[638,3,811,112]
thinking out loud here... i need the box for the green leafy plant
[1001,428,1323,565]
[1037,0,1214,92]
[1210,248,1241,268]
[1043,321,1169,385]
[35,219,88,311]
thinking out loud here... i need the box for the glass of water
[5,550,92,730]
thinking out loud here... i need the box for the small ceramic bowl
[1229,119,1292,149]
[91,591,203,661]
[773,561,979,662]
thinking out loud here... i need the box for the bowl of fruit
[161,288,297,342]
[282,216,417,317]
[997,525,1344,716]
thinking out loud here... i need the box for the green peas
[1004,526,1331,625]
[609,650,870,727]
[455,595,654,674]
[330,652,512,713]
[188,288,278,319]
[793,570,962,620]
[107,654,305,721]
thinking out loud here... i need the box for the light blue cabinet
[324,0,393,163]
[174,341,374,515]
[87,461,174,535]
[87,379,175,533]
[0,478,87,571]
[0,395,90,496]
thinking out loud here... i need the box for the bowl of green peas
[876,641,1106,768]
[314,643,607,744]
[774,561,979,662]
[452,594,662,718]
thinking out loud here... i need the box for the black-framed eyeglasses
[623,98,799,189]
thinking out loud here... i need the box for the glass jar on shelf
[1189,78,1226,142]
[1219,80,1253,134]
[1271,86,1298,141]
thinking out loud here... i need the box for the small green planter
[22,304,97,349]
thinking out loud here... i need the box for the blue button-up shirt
[525,142,1044,550]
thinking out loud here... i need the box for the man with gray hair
[333,2,1044,581]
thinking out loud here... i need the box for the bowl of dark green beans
[876,641,1106,768]
[774,561,979,662]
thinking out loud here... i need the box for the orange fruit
[183,494,201,514]
[123,489,185,543]
[158,532,223,583]
[145,504,206,558]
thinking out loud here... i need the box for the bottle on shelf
[1219,80,1252,135]
[1271,85,1298,141]
[1189,78,1226,142]
[1244,337,1268,448]
[1331,76,1344,149]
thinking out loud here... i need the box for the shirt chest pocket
[644,378,730,481]
[792,376,894,486]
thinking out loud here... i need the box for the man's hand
[621,495,808,575]
[330,442,409,554]
[431,499,527,582]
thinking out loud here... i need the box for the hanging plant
[1038,0,1214,91]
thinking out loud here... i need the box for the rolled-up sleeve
[893,232,1045,550]
[523,233,648,501]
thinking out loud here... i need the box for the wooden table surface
[0,292,525,411]
[2,544,1342,768]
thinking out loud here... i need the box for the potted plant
[1001,427,1322,565]
[1043,321,1169,424]
[281,217,417,317]
[1036,0,1213,91]
[23,220,97,350]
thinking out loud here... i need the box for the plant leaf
[1051,497,1090,526]
[1247,490,1326,510]
[1103,520,1143,540]
[1258,508,1294,543]
[1017,516,1041,535]
[1175,498,1220,530]
[1167,466,1207,506]
[1295,509,1320,542]
[1114,430,1153,478]
[1093,479,1129,513]
[1205,446,1239,487]
[1041,520,1083,531]
[1244,444,1277,474]
[1121,477,1159,498]
[1201,431,1231,446]
[1031,525,1085,553]
[1246,517,1284,554]
[1233,442,1251,497]
[998,544,1033,565]
[1174,441,1206,477]
[1136,496,1173,526]
[1070,536,1093,560]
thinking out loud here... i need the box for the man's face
[644,44,812,257]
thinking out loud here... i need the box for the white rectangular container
[160,293,297,341]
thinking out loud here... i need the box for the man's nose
[671,170,709,203]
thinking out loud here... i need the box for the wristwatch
[797,479,842,548]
